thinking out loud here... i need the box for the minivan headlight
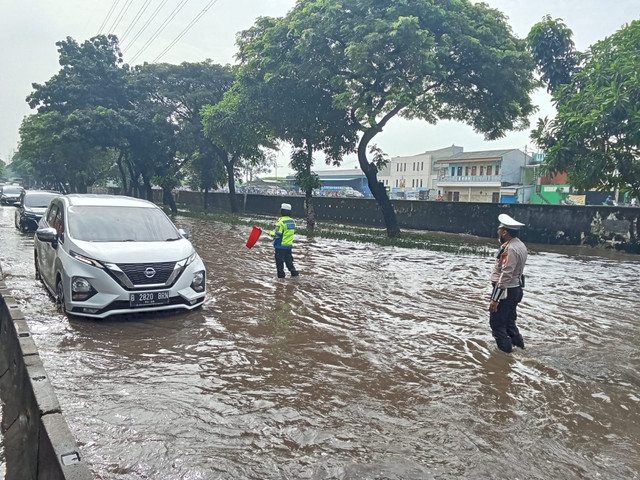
[72,276,97,301]
[70,251,105,269]
[191,270,205,292]
[185,251,198,266]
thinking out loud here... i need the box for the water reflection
[1,207,639,479]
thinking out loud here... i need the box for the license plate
[129,291,170,307]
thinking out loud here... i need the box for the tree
[236,17,358,230]
[252,0,537,236]
[20,35,130,192]
[531,20,640,198]
[201,88,275,213]
[16,111,113,192]
[527,15,581,94]
[124,61,235,212]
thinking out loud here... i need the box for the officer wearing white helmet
[268,203,299,278]
[489,214,528,353]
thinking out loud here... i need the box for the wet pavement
[1,204,639,479]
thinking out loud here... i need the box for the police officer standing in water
[489,214,528,353]
[269,203,299,279]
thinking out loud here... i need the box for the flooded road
[1,204,639,479]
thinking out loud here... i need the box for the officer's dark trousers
[275,248,298,278]
[489,286,524,353]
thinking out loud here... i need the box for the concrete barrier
[0,278,93,479]
[169,191,640,253]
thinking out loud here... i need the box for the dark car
[1,184,25,206]
[14,190,61,232]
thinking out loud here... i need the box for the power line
[120,0,154,42]
[98,0,121,34]
[128,0,190,64]
[152,0,220,63]
[109,0,136,34]
[122,0,170,54]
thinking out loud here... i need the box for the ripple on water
[1,209,639,479]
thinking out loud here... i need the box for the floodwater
[1,205,639,480]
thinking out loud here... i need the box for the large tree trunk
[357,132,400,238]
[163,187,177,214]
[356,106,404,237]
[117,151,128,195]
[225,155,239,213]
[304,143,315,231]
[143,176,153,202]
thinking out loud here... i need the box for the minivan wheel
[56,278,66,313]
[34,253,41,280]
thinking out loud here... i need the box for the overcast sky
[1,0,639,175]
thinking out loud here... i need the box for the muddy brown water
[1,205,639,479]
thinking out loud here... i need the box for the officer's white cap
[281,203,292,211]
[498,213,525,230]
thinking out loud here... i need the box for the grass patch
[173,205,494,256]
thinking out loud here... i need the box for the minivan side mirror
[36,227,59,244]
[178,228,190,239]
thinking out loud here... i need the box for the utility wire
[109,0,136,34]
[128,0,190,64]
[98,0,121,34]
[122,0,170,54]
[120,0,154,43]
[152,0,220,63]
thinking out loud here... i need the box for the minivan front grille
[116,261,178,287]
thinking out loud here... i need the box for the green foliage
[19,35,130,192]
[240,0,537,236]
[531,20,640,197]
[527,15,581,94]
[285,0,537,140]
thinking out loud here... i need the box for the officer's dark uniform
[490,217,528,353]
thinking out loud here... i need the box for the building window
[472,166,477,176]
[420,179,423,187]
[457,166,462,176]
[487,166,492,176]
[480,166,484,175]
[465,166,470,176]
[495,165,500,175]
[451,167,455,176]
[395,179,398,187]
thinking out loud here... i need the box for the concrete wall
[170,191,640,253]
[0,279,93,480]
[501,150,527,184]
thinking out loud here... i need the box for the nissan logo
[144,267,156,278]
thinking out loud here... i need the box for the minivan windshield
[67,206,181,242]
[24,192,59,208]
[2,186,23,194]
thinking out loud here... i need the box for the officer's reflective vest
[269,216,296,249]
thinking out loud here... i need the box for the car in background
[34,194,206,319]
[14,190,61,232]
[0,184,25,205]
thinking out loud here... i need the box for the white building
[377,145,463,199]
[378,146,535,202]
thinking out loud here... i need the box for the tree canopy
[527,15,581,94]
[241,0,537,235]
[530,20,640,197]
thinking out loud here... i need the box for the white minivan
[34,194,206,318]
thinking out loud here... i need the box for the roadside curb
[0,271,93,479]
